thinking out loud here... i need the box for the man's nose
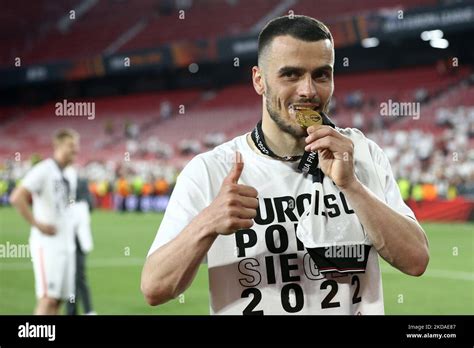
[297,75,318,100]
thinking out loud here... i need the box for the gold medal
[295,107,323,128]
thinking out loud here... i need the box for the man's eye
[315,72,330,80]
[283,71,298,78]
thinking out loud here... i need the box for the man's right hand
[9,186,57,236]
[34,221,56,235]
[203,151,259,236]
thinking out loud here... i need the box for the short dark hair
[53,128,79,146]
[257,15,333,66]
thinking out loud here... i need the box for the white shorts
[30,244,76,301]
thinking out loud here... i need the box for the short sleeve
[147,156,209,257]
[21,161,47,195]
[368,140,416,220]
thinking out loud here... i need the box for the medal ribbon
[250,112,336,181]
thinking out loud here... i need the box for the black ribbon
[250,120,302,162]
[305,244,372,274]
[250,112,336,182]
[53,159,71,204]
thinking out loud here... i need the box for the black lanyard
[53,160,71,203]
[250,120,303,162]
[250,112,336,182]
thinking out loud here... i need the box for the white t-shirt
[148,132,415,315]
[21,158,77,252]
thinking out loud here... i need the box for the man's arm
[341,179,429,276]
[141,212,217,305]
[141,153,258,306]
[305,126,429,276]
[10,186,36,225]
[10,186,56,235]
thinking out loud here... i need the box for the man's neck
[53,156,67,169]
[261,116,306,157]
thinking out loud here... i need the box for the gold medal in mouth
[294,107,323,128]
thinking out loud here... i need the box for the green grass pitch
[0,207,472,314]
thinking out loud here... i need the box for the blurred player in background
[66,177,96,315]
[10,129,79,315]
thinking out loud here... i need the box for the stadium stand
[1,0,441,66]
[0,0,473,217]
[1,65,472,195]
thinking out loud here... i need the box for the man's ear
[252,66,265,96]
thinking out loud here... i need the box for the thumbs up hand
[202,152,259,236]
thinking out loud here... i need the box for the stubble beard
[264,91,331,139]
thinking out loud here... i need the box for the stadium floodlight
[430,38,449,49]
[420,29,444,41]
[361,37,379,48]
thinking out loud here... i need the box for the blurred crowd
[368,106,474,201]
[0,158,178,211]
[125,130,227,159]
[0,105,473,209]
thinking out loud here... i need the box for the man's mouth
[291,103,320,111]
[288,104,321,120]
